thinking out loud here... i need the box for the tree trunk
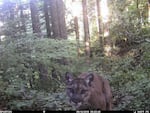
[2,0,14,20]
[50,0,67,39]
[137,0,139,9]
[44,0,51,37]
[50,0,60,38]
[148,0,150,23]
[96,0,103,53]
[136,0,141,23]
[20,4,26,33]
[82,0,91,58]
[57,0,67,39]
[99,0,111,56]
[74,16,80,57]
[30,0,41,34]
[9,4,15,20]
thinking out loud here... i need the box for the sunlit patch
[23,9,31,15]
[104,30,109,37]
[104,45,111,56]
[72,1,82,17]
[0,35,5,41]
[0,2,2,6]
[0,21,3,27]
[85,41,90,46]
[21,0,29,3]
[100,0,109,23]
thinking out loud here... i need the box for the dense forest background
[0,0,150,110]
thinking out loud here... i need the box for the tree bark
[50,0,67,39]
[20,4,26,33]
[72,0,80,56]
[44,0,51,37]
[96,0,103,52]
[50,0,60,38]
[137,0,139,9]
[74,16,80,57]
[57,0,67,39]
[148,0,150,23]
[30,0,41,34]
[82,0,91,58]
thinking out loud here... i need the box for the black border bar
[0,111,148,113]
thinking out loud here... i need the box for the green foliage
[0,35,77,92]
[0,35,81,110]
[102,2,150,110]
[109,0,150,51]
[7,90,72,110]
[126,78,150,110]
[105,42,149,110]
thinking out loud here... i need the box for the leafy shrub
[7,90,72,110]
[0,35,78,91]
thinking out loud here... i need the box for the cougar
[65,72,112,110]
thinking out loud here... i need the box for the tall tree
[5,0,15,20]
[101,0,111,56]
[74,16,80,57]
[82,0,91,58]
[72,0,80,56]
[136,0,141,24]
[1,0,17,37]
[57,0,67,39]
[148,0,150,22]
[1,0,17,21]
[20,3,26,33]
[137,0,139,9]
[30,0,41,34]
[96,0,103,52]
[50,0,67,39]
[50,0,60,38]
[44,0,51,37]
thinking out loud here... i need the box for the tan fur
[66,72,112,110]
[79,72,112,110]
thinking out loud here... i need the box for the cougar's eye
[80,89,87,94]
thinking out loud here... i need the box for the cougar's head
[65,72,94,109]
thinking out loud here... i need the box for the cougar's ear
[85,73,94,86]
[65,72,74,84]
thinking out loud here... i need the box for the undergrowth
[0,35,149,110]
